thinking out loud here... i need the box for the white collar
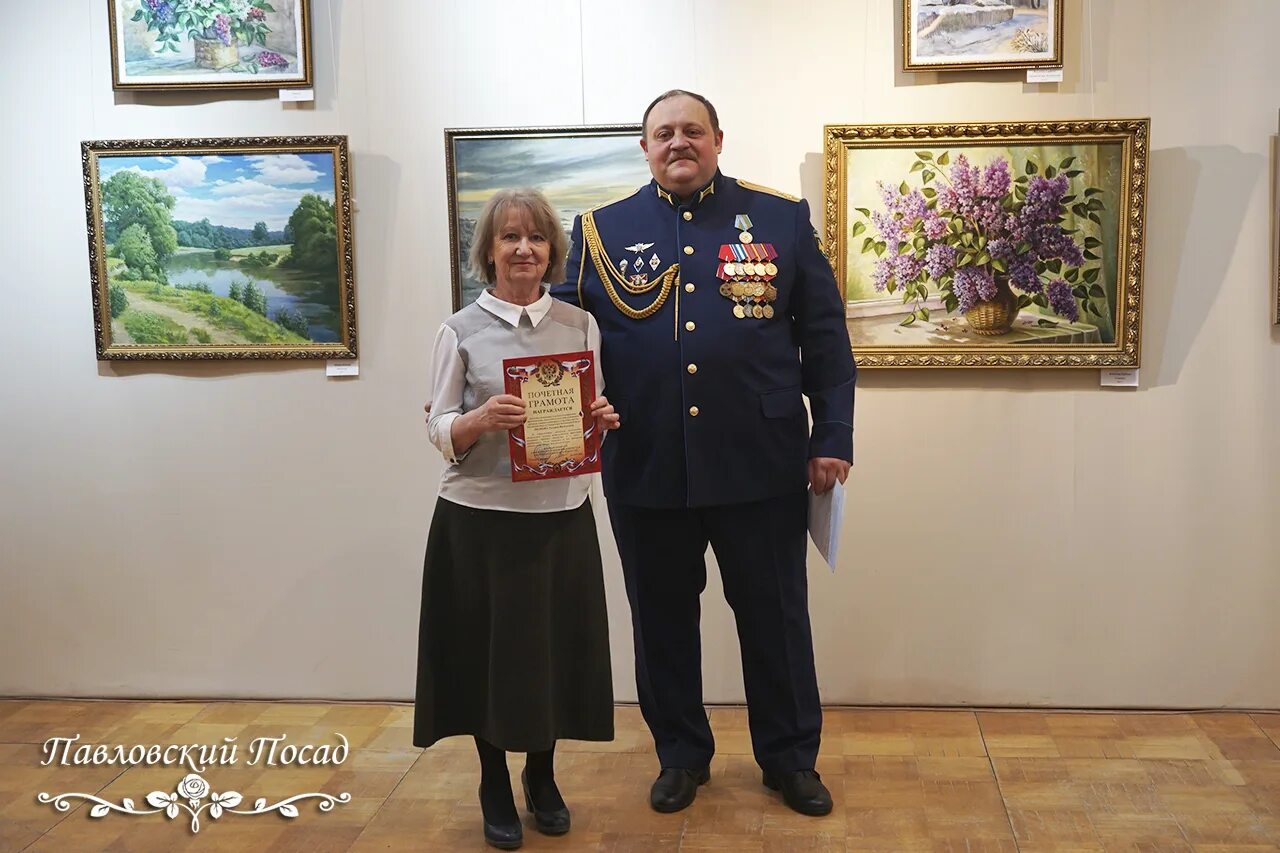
[477,286,552,328]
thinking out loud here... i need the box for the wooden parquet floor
[2,700,1278,851]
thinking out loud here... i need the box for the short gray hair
[467,188,568,285]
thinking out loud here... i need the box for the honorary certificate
[502,350,601,482]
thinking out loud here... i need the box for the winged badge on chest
[618,241,660,287]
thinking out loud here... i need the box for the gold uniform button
[683,245,694,255]
[682,211,693,221]
[689,406,699,417]
[685,321,696,332]
[685,283,695,293]
[687,363,698,374]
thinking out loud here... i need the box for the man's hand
[423,401,432,424]
[808,457,850,494]
[589,396,620,432]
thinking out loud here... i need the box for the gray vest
[439,299,594,512]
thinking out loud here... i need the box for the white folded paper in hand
[807,480,845,572]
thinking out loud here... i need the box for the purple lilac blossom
[976,270,998,301]
[949,155,980,204]
[1032,224,1086,267]
[871,210,902,252]
[1047,278,1080,321]
[922,211,947,240]
[937,155,1010,234]
[899,191,928,225]
[1009,257,1042,293]
[894,254,923,285]
[988,238,1014,262]
[145,0,175,23]
[213,13,233,44]
[925,244,957,279]
[1020,175,1069,226]
[872,257,893,292]
[979,158,1011,199]
[953,267,995,313]
[255,50,288,68]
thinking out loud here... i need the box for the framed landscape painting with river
[823,119,1148,367]
[82,135,356,360]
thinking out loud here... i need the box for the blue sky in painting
[97,152,336,231]
[454,134,648,219]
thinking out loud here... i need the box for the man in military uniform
[551,90,855,817]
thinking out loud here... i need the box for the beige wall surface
[1,0,1277,707]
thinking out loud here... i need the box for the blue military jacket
[552,171,855,509]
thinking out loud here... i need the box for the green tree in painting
[100,170,179,263]
[241,281,268,315]
[252,221,269,244]
[272,306,310,337]
[108,284,128,318]
[115,223,160,279]
[286,194,337,271]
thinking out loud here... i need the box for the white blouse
[426,288,603,513]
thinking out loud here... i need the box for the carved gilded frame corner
[823,119,1149,368]
[82,135,357,360]
[902,0,1065,72]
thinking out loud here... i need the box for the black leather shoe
[649,766,710,813]
[762,769,833,816]
[521,769,570,835]
[478,785,523,849]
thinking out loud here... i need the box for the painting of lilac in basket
[823,120,1149,368]
[904,0,1063,72]
[108,0,312,90]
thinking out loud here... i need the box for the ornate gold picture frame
[823,119,1149,368]
[82,135,356,360]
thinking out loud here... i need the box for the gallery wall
[1,0,1278,707]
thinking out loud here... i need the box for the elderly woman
[415,188,618,850]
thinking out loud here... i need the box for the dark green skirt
[414,497,614,752]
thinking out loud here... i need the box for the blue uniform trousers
[608,490,822,773]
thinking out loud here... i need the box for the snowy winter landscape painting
[905,0,1062,71]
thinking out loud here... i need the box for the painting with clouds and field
[446,126,649,310]
[904,0,1062,71]
[82,136,356,360]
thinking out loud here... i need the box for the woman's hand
[589,396,620,432]
[449,394,525,457]
[472,394,526,432]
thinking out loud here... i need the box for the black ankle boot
[521,768,570,835]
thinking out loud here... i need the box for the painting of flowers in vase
[823,120,1149,368]
[109,0,312,90]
